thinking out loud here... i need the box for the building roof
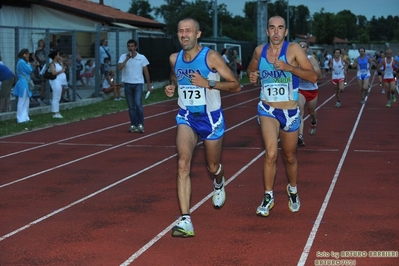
[295,34,349,44]
[10,0,165,30]
[295,34,316,44]
[333,37,349,44]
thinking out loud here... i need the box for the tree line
[128,0,399,44]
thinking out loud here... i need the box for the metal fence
[0,24,256,113]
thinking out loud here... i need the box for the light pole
[213,0,217,38]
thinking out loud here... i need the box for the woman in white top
[48,50,67,118]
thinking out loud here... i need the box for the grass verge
[0,75,249,137]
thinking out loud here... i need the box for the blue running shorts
[357,73,370,80]
[176,108,225,140]
[257,101,300,132]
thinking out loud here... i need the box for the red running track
[0,70,398,266]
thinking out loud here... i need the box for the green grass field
[0,75,249,137]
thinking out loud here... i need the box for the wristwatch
[208,80,216,89]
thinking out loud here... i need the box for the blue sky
[96,0,398,21]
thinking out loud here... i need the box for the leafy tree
[290,5,311,39]
[127,0,154,20]
[312,9,336,44]
[335,10,357,40]
[134,0,399,43]
[154,0,188,34]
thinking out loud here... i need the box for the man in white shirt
[117,39,152,133]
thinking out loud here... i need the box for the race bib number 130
[261,83,289,102]
[179,85,206,106]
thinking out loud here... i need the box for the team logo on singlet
[260,69,291,83]
[176,68,202,82]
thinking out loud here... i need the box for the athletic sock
[288,184,297,193]
[182,214,191,220]
[265,190,274,198]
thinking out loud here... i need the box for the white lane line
[354,149,399,153]
[0,87,259,148]
[0,126,176,189]
[119,151,265,266]
[0,109,179,159]
[297,87,371,266]
[0,97,259,189]
[0,118,257,241]
[0,154,177,242]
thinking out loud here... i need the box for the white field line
[297,85,372,266]
[0,115,256,242]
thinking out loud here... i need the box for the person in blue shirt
[0,62,15,112]
[352,47,373,104]
[164,18,241,237]
[12,48,33,123]
[247,16,317,217]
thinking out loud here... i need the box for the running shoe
[309,119,317,135]
[382,89,385,94]
[212,177,226,209]
[335,101,341,108]
[361,99,366,104]
[53,113,64,119]
[379,82,382,86]
[138,124,145,133]
[287,185,301,212]
[386,101,391,107]
[297,134,305,147]
[392,95,396,102]
[256,193,274,217]
[128,125,138,133]
[171,216,194,237]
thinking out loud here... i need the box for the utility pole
[257,0,269,45]
[213,0,218,38]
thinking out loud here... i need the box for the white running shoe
[287,185,300,212]
[53,113,63,119]
[212,177,226,209]
[171,216,194,237]
[256,193,274,217]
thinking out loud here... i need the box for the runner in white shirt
[297,41,322,147]
[329,48,349,107]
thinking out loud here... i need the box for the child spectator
[102,69,122,101]
[80,59,95,87]
[102,57,111,77]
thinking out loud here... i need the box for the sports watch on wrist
[208,80,216,89]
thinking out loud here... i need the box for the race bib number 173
[179,85,206,106]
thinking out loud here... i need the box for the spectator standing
[117,39,152,133]
[80,60,95,87]
[35,39,47,103]
[75,45,85,87]
[100,39,112,79]
[232,49,241,83]
[102,57,111,77]
[12,48,33,123]
[48,50,67,118]
[0,63,15,112]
